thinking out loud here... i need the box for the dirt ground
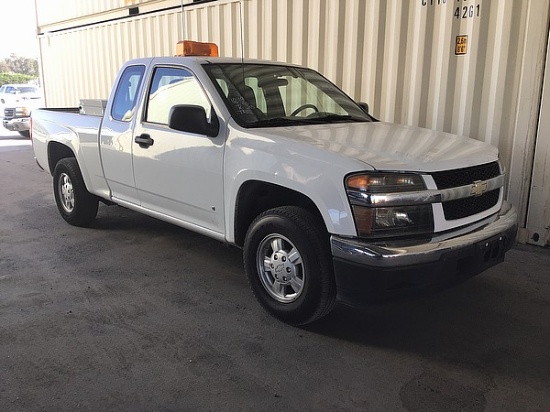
[1,130,549,411]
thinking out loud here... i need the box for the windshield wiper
[251,117,314,127]
[305,114,367,123]
[251,114,369,128]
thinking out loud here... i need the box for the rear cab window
[111,65,145,122]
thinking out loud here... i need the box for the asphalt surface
[1,128,549,411]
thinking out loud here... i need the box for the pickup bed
[32,53,517,325]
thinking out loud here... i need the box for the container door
[526,32,550,246]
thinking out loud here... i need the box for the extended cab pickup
[31,51,517,325]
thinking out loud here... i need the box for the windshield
[17,86,38,94]
[203,63,372,128]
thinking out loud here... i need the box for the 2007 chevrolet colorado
[31,42,517,325]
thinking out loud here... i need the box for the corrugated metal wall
[35,0,124,27]
[35,0,185,30]
[38,9,185,105]
[36,0,550,229]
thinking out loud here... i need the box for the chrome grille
[4,108,15,118]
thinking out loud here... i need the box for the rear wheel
[244,206,336,325]
[53,158,99,227]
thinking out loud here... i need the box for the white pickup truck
[1,84,43,137]
[31,43,517,325]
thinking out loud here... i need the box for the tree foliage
[0,72,36,86]
[0,54,39,77]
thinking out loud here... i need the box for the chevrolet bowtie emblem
[471,180,488,197]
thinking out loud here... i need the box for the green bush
[0,73,38,87]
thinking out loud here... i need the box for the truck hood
[251,121,498,173]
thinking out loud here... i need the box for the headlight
[346,173,433,238]
[351,204,433,237]
[347,173,425,193]
[15,107,28,116]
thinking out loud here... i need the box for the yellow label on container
[455,35,468,55]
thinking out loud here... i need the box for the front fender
[223,133,362,243]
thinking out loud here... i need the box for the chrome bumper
[3,117,30,131]
[331,201,517,268]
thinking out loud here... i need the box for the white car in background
[0,84,42,112]
[1,84,44,137]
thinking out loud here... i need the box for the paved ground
[1,128,549,411]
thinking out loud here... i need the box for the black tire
[18,130,30,138]
[244,206,336,325]
[53,158,99,227]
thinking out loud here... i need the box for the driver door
[132,66,225,235]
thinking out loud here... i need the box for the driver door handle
[135,134,154,148]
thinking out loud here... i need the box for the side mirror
[168,105,219,137]
[357,102,370,114]
[356,101,379,122]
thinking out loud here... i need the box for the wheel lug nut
[274,255,278,260]
[283,277,287,281]
[286,268,291,273]
[271,264,274,268]
[282,257,286,262]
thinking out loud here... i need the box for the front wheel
[53,158,99,227]
[244,206,336,325]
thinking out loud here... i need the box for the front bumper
[3,117,30,132]
[330,201,517,305]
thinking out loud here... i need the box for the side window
[145,67,211,125]
[111,65,145,122]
